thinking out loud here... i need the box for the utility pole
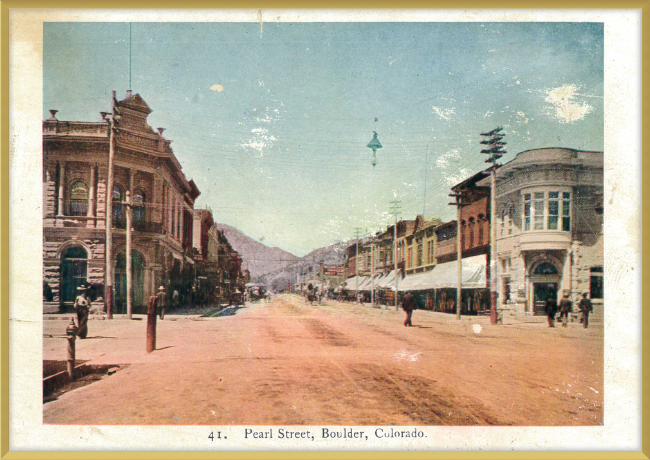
[449,191,469,320]
[389,199,401,310]
[125,190,133,320]
[105,91,118,319]
[370,239,375,307]
[423,145,429,217]
[481,127,506,325]
[353,227,363,302]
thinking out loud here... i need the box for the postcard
[6,8,644,453]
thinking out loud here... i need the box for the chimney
[157,127,165,137]
[111,90,116,108]
[126,90,132,99]
[47,110,58,121]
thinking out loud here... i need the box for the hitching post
[146,296,158,353]
[66,319,78,380]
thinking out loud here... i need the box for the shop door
[533,283,558,316]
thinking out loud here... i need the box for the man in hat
[401,292,416,327]
[558,292,573,327]
[73,283,91,339]
[545,294,558,328]
[158,286,168,320]
[578,292,594,329]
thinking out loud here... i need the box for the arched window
[113,184,125,229]
[69,180,89,216]
[507,205,515,235]
[133,189,146,231]
[468,218,475,249]
[61,245,88,302]
[533,262,558,275]
[500,208,508,237]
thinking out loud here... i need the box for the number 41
[209,432,222,441]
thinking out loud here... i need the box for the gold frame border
[0,3,648,459]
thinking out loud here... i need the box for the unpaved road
[44,294,603,426]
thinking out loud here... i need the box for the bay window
[522,190,571,232]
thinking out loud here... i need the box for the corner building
[477,148,604,316]
[43,91,200,314]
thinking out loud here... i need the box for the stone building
[476,148,604,316]
[43,91,200,314]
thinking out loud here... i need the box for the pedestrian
[558,292,572,327]
[401,292,416,327]
[545,295,558,328]
[172,289,180,310]
[578,292,594,329]
[73,283,91,339]
[158,286,168,320]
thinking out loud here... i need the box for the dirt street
[44,294,603,426]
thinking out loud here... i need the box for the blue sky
[44,22,604,256]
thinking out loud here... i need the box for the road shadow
[79,336,118,339]
[156,346,176,351]
[411,325,432,329]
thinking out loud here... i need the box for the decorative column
[87,164,97,228]
[56,161,66,227]
[167,186,173,236]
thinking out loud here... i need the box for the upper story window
[113,184,125,229]
[523,191,571,232]
[69,180,88,216]
[416,243,423,267]
[133,189,146,231]
[500,206,514,237]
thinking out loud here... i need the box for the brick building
[43,91,200,314]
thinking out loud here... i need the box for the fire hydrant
[66,319,78,380]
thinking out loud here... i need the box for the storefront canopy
[343,276,369,292]
[377,270,401,291]
[398,255,487,291]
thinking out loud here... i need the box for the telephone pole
[449,191,469,320]
[389,199,401,309]
[480,127,506,325]
[353,227,363,300]
[104,91,119,319]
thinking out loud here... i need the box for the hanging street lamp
[367,131,383,168]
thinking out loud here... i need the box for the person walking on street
[158,286,168,320]
[559,292,572,327]
[402,292,416,327]
[545,295,558,328]
[172,289,180,311]
[73,283,91,339]
[579,292,594,328]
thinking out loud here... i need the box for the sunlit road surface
[44,294,603,426]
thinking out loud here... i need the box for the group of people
[545,292,594,328]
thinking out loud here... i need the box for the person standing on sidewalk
[579,292,594,329]
[545,295,558,328]
[158,286,168,320]
[402,292,416,327]
[558,292,572,327]
[73,283,91,339]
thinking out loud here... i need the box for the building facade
[477,148,604,316]
[43,91,200,314]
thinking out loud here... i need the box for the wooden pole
[126,190,133,319]
[105,92,116,319]
[456,196,462,320]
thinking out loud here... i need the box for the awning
[377,270,401,291]
[399,271,434,291]
[398,255,487,291]
[343,276,369,291]
[357,275,381,291]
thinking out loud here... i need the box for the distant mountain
[215,223,299,279]
[259,240,352,292]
